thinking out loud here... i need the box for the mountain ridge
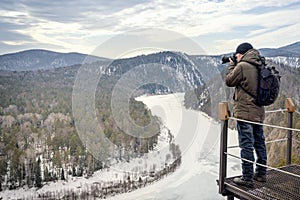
[0,49,108,71]
[0,41,299,71]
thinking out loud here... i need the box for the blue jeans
[237,121,267,181]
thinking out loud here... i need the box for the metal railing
[218,98,300,199]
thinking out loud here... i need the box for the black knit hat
[236,42,253,54]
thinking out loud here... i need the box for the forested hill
[0,62,163,190]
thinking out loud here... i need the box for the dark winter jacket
[225,49,265,122]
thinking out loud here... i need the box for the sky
[0,0,300,57]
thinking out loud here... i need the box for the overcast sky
[0,0,299,57]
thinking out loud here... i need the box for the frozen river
[108,93,240,200]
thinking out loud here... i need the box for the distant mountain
[258,42,300,68]
[259,42,300,57]
[0,42,299,71]
[219,42,300,68]
[0,49,107,71]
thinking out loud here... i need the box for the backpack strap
[239,84,256,99]
[237,59,263,101]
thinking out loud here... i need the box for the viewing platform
[218,98,300,200]
[225,165,300,200]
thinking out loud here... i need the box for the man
[225,42,267,188]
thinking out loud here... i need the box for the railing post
[286,98,295,166]
[218,102,230,195]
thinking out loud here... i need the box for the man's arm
[225,63,243,87]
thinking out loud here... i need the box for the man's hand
[229,57,234,65]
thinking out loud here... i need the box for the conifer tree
[35,157,42,188]
[61,168,65,180]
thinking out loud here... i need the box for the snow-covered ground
[0,93,241,200]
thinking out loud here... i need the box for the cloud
[90,28,206,58]
[0,0,299,55]
[210,2,300,54]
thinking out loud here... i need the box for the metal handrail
[218,98,297,199]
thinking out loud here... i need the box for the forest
[0,62,169,191]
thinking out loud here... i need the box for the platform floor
[224,165,300,200]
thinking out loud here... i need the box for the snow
[0,93,241,200]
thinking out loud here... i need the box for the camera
[222,53,237,64]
